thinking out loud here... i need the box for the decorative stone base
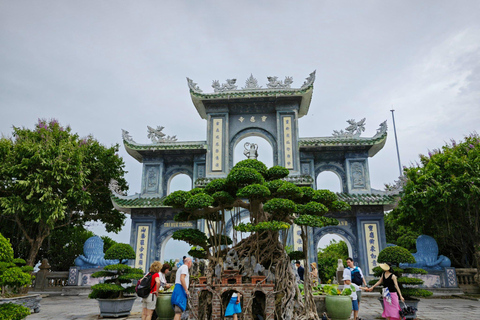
[190,283,275,320]
[0,294,42,313]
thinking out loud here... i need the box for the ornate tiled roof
[122,139,207,162]
[111,194,168,212]
[336,193,397,206]
[187,72,316,119]
[299,122,388,157]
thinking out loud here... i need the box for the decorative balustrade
[31,259,69,292]
[456,268,479,293]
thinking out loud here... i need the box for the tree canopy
[386,133,480,268]
[163,159,350,320]
[0,119,128,266]
[317,239,348,283]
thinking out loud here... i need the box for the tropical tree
[387,133,480,269]
[317,239,348,283]
[0,119,128,266]
[163,159,350,320]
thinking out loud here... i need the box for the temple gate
[111,72,395,275]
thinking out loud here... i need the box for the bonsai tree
[370,246,433,299]
[163,160,351,320]
[0,233,33,320]
[0,233,33,297]
[88,243,143,299]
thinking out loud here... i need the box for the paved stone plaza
[25,293,480,320]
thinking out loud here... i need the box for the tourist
[309,262,319,286]
[368,262,405,320]
[225,291,242,320]
[343,257,367,304]
[142,261,162,320]
[295,261,304,281]
[343,276,368,320]
[159,263,171,291]
[171,257,192,320]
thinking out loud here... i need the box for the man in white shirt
[172,257,192,320]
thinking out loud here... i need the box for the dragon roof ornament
[187,70,316,94]
[331,119,387,139]
[147,126,177,143]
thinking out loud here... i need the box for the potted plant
[371,246,433,319]
[88,243,143,318]
[322,284,355,320]
[0,233,36,320]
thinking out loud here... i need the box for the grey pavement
[26,294,480,320]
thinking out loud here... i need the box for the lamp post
[390,109,403,176]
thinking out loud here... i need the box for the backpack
[136,272,154,298]
[350,267,363,286]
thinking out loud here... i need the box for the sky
[1,1,479,260]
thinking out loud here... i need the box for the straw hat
[379,263,390,271]
[310,262,317,268]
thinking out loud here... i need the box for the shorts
[357,290,362,303]
[142,293,157,310]
[174,305,183,314]
[352,299,359,311]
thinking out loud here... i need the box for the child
[343,276,368,320]
[225,291,242,320]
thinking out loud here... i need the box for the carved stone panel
[351,161,366,189]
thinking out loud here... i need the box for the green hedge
[0,303,30,320]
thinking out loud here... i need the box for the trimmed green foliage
[397,277,424,285]
[164,190,192,208]
[329,200,352,212]
[0,234,14,263]
[233,159,268,177]
[297,202,328,216]
[185,193,214,210]
[0,303,30,320]
[277,182,303,200]
[188,247,207,259]
[294,215,338,228]
[314,190,337,206]
[288,251,305,261]
[234,221,290,233]
[402,288,433,298]
[172,229,208,248]
[174,211,194,222]
[403,268,428,275]
[226,167,265,188]
[263,198,297,219]
[299,187,316,203]
[237,184,271,200]
[204,178,227,195]
[212,191,235,206]
[377,246,416,265]
[189,188,205,195]
[264,179,286,194]
[266,166,289,180]
[0,233,32,296]
[89,244,143,299]
[104,243,135,263]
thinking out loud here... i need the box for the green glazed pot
[325,295,352,320]
[156,293,175,320]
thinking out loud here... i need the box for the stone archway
[313,226,358,261]
[315,163,347,193]
[228,128,278,169]
[164,167,193,195]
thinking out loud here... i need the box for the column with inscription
[364,223,380,275]
[134,225,149,272]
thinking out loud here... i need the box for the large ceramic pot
[156,293,175,320]
[96,296,137,317]
[325,295,352,320]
